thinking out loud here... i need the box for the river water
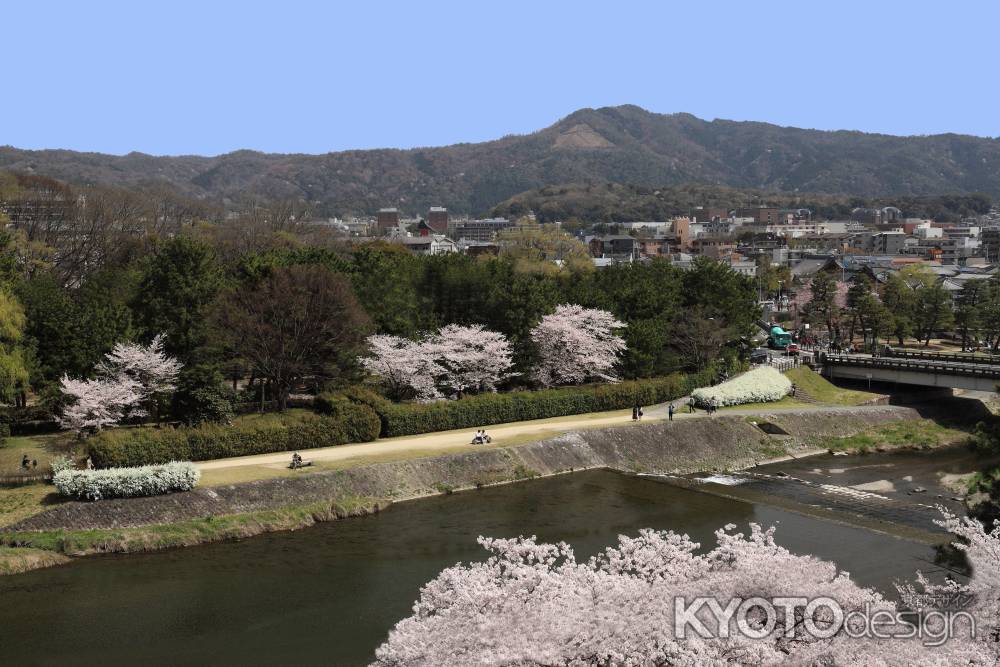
[0,460,970,666]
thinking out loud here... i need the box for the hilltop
[2,105,999,215]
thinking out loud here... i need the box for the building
[981,228,1000,263]
[450,218,515,242]
[689,207,730,222]
[427,207,449,233]
[376,208,400,234]
[734,207,784,224]
[395,235,458,256]
[587,235,639,262]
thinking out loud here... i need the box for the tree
[979,278,1000,351]
[171,364,235,426]
[497,226,593,275]
[802,272,844,344]
[132,236,223,363]
[671,306,734,371]
[955,279,987,350]
[425,324,516,397]
[59,375,141,434]
[913,282,955,346]
[360,325,517,401]
[213,265,371,411]
[374,514,994,665]
[359,334,443,402]
[96,334,182,422]
[531,304,627,386]
[880,273,916,346]
[0,291,29,405]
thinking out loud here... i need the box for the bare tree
[213,264,371,410]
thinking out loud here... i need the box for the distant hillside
[2,105,1000,215]
[491,182,993,223]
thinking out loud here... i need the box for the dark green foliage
[88,407,380,468]
[345,373,712,438]
[17,269,135,384]
[132,236,223,362]
[171,365,236,426]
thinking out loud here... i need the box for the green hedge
[338,372,712,438]
[88,405,380,468]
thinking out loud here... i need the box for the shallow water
[0,469,953,666]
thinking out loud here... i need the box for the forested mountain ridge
[3,105,1000,215]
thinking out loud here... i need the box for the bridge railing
[884,348,1000,365]
[822,353,1000,379]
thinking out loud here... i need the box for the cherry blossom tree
[360,325,516,401]
[359,334,442,402]
[58,375,142,434]
[425,324,516,398]
[60,333,182,433]
[97,333,182,421]
[373,516,994,666]
[530,304,627,387]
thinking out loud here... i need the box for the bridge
[821,352,1000,392]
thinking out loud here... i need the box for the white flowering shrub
[49,455,75,475]
[53,461,200,501]
[691,366,791,408]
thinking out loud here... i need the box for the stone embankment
[8,406,916,533]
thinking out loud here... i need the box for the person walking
[668,403,675,421]
[632,405,639,421]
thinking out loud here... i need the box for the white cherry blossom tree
[359,334,442,401]
[360,325,516,401]
[58,375,142,434]
[425,324,516,398]
[531,304,627,387]
[60,333,182,432]
[374,515,994,666]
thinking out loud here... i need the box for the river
[0,455,972,666]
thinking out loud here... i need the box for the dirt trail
[198,403,896,472]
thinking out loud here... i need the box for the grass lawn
[784,366,881,406]
[816,419,969,453]
[0,433,76,475]
[0,484,59,527]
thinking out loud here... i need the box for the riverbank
[0,406,919,571]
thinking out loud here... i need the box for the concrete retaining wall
[7,407,917,532]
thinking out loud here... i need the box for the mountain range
[2,105,999,215]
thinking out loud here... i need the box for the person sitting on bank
[21,454,30,470]
[481,430,491,444]
[291,452,303,469]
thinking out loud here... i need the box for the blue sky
[3,1,997,155]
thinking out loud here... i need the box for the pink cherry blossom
[531,304,627,387]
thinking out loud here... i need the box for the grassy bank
[0,546,69,575]
[0,495,385,558]
[816,419,970,453]
[784,366,883,406]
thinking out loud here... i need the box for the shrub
[691,367,791,408]
[88,407,380,468]
[354,373,710,438]
[49,455,75,475]
[171,365,236,426]
[53,461,200,501]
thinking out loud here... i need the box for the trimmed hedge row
[88,404,380,468]
[335,372,714,438]
[53,461,200,501]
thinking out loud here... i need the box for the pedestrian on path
[688,397,696,413]
[668,403,674,421]
[632,405,639,421]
